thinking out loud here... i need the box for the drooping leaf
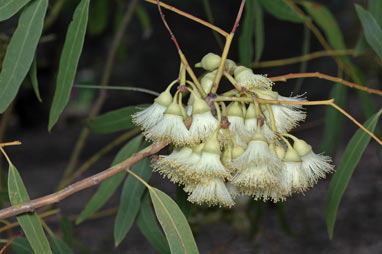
[11,237,33,254]
[0,0,31,21]
[137,192,170,254]
[254,0,264,62]
[87,105,148,133]
[355,4,382,59]
[149,187,198,253]
[239,0,254,67]
[76,135,143,224]
[50,235,74,254]
[59,216,74,246]
[114,158,152,246]
[48,0,90,130]
[319,85,347,155]
[135,4,152,38]
[176,185,191,219]
[202,0,223,49]
[259,0,305,23]
[326,110,382,239]
[8,164,52,253]
[0,0,48,113]
[88,0,108,35]
[294,26,310,94]
[29,55,42,102]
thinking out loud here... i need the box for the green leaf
[137,191,170,254]
[149,187,198,254]
[29,55,42,102]
[76,135,143,224]
[319,85,347,155]
[355,4,382,59]
[8,164,52,254]
[259,0,305,23]
[294,26,310,94]
[135,4,152,38]
[0,0,48,113]
[114,158,152,246]
[11,237,33,254]
[88,0,108,35]
[87,105,148,133]
[326,110,382,239]
[59,215,74,246]
[254,0,264,62]
[369,0,382,26]
[0,0,30,21]
[48,0,90,131]
[176,185,191,219]
[276,203,293,236]
[50,235,74,254]
[239,0,254,67]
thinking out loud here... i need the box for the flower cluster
[133,53,334,207]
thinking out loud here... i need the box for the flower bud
[203,132,221,155]
[227,102,244,118]
[293,138,312,157]
[195,53,221,71]
[154,89,173,107]
[284,147,301,162]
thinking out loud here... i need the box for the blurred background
[0,0,381,253]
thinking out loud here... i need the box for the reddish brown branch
[156,0,180,50]
[232,0,246,34]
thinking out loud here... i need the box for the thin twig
[74,84,160,96]
[156,0,180,51]
[269,72,382,96]
[251,49,354,68]
[231,0,246,34]
[0,141,168,220]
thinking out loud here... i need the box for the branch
[269,72,382,96]
[0,141,168,220]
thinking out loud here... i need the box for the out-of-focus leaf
[11,237,33,254]
[87,105,147,133]
[259,0,305,23]
[294,26,310,94]
[50,235,73,254]
[114,158,152,246]
[176,185,191,219]
[248,200,263,237]
[137,192,170,253]
[88,0,108,35]
[254,0,264,62]
[239,0,254,67]
[135,4,152,38]
[355,4,382,59]
[0,0,48,113]
[276,203,293,236]
[59,216,74,246]
[0,0,30,21]
[349,66,374,119]
[76,135,142,224]
[326,110,382,239]
[149,187,198,253]
[48,0,90,130]
[202,0,223,49]
[29,55,42,102]
[8,164,52,253]
[320,85,347,155]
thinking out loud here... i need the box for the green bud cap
[200,71,216,94]
[227,102,243,118]
[164,101,182,116]
[224,59,237,72]
[293,138,312,157]
[251,129,267,143]
[202,132,221,155]
[256,90,278,100]
[192,97,210,115]
[275,145,286,160]
[154,90,173,107]
[284,147,301,162]
[245,103,257,120]
[232,145,245,159]
[197,53,221,71]
[234,66,251,78]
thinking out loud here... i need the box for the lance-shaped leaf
[114,157,152,246]
[149,187,198,253]
[11,237,33,254]
[355,4,382,59]
[326,110,382,239]
[0,0,48,113]
[259,0,305,23]
[239,0,254,67]
[29,55,42,102]
[137,192,170,253]
[87,105,148,133]
[48,0,90,130]
[0,0,31,21]
[59,216,74,246]
[254,0,264,62]
[50,235,74,254]
[88,0,109,35]
[76,135,143,224]
[8,164,52,253]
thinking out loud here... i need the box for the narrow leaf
[326,110,382,239]
[0,0,30,21]
[50,235,74,254]
[8,164,52,253]
[76,135,142,224]
[176,185,191,219]
[355,4,382,59]
[149,187,198,253]
[29,55,42,102]
[137,192,170,254]
[114,158,152,246]
[87,105,148,133]
[11,237,33,254]
[88,0,108,35]
[369,0,382,26]
[0,0,48,113]
[319,85,347,155]
[259,0,305,23]
[48,0,90,130]
[135,4,152,38]
[254,0,264,62]
[59,216,74,246]
[239,0,254,67]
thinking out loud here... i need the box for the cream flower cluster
[133,53,334,207]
